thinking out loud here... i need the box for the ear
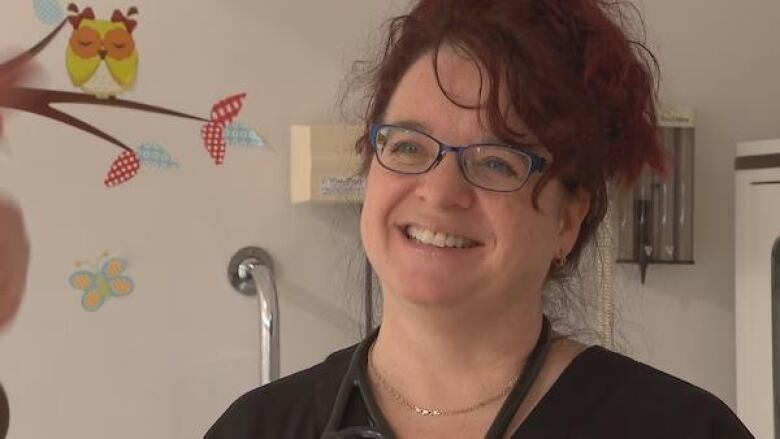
[67,3,81,28]
[555,186,591,256]
[111,8,139,33]
[68,6,95,29]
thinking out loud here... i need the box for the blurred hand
[0,196,29,330]
[0,53,35,330]
[0,54,38,139]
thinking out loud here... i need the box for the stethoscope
[322,316,552,439]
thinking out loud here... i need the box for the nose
[414,152,474,209]
[98,49,108,59]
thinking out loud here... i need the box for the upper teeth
[406,225,477,248]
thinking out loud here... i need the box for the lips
[404,224,480,249]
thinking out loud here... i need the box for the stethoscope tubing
[322,316,552,439]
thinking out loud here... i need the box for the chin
[385,275,475,309]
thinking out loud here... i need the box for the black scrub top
[205,342,753,439]
[0,382,8,439]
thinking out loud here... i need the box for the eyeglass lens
[373,125,533,192]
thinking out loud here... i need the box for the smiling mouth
[404,225,480,249]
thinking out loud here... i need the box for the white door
[0,1,391,438]
[735,140,780,439]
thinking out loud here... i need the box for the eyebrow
[384,118,538,150]
[387,119,431,133]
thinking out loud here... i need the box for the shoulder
[205,344,356,439]
[519,346,753,438]
[562,346,753,438]
[586,347,731,409]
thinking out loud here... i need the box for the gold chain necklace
[368,345,519,417]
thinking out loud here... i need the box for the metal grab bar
[228,247,280,385]
[251,263,280,384]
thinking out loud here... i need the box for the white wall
[615,0,780,409]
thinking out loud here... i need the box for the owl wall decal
[65,4,139,99]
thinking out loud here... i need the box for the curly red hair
[355,0,667,272]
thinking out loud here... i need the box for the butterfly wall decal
[68,251,134,311]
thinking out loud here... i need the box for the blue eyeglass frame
[368,123,547,193]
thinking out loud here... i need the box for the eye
[104,29,134,56]
[389,141,421,155]
[79,40,93,46]
[477,157,519,177]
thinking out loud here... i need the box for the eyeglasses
[369,123,546,192]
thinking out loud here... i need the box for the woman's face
[360,48,589,311]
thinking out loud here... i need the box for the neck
[371,289,544,411]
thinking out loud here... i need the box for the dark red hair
[355,0,667,274]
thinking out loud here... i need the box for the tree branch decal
[0,15,256,187]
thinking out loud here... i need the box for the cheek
[360,161,416,266]
[361,159,408,215]
[360,162,392,254]
[491,197,558,262]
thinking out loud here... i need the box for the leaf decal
[137,143,180,168]
[104,150,140,187]
[33,0,65,26]
[209,93,246,125]
[201,122,226,165]
[224,122,265,147]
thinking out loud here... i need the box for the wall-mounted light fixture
[615,108,695,283]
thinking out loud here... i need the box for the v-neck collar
[349,323,562,438]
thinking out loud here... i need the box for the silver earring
[554,253,567,268]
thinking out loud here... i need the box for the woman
[207,0,752,437]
